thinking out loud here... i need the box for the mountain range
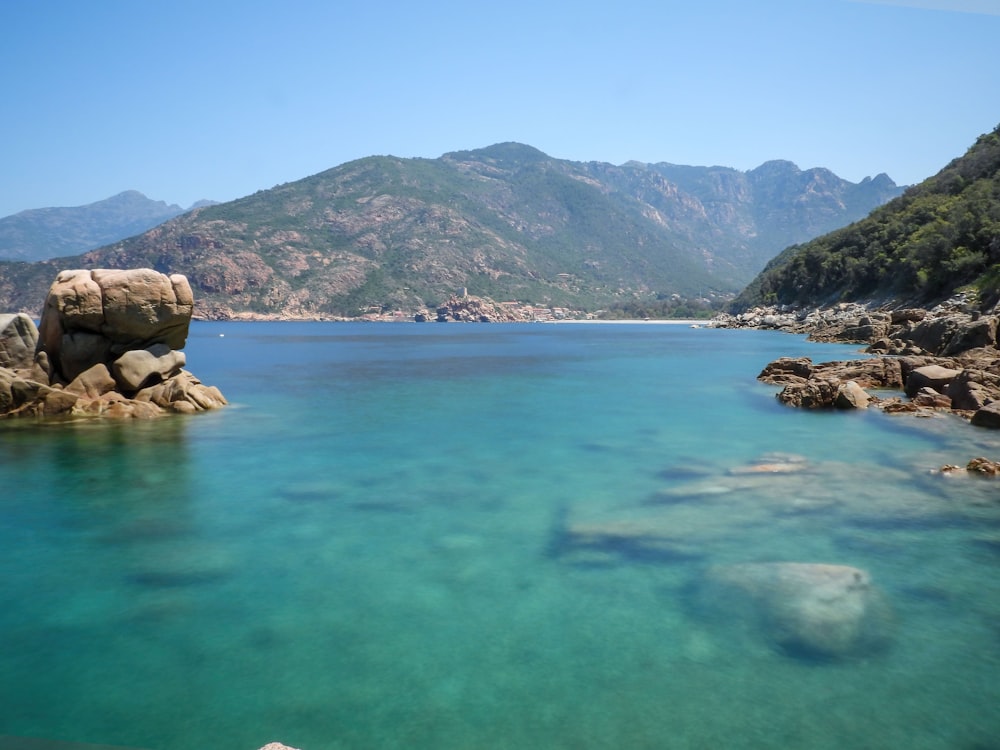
[0,144,902,318]
[0,191,216,262]
[734,124,1000,311]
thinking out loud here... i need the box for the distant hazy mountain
[733,124,1000,311]
[0,191,212,261]
[0,145,901,318]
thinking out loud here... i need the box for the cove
[1,322,999,750]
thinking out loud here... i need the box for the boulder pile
[715,296,1000,427]
[756,352,1000,419]
[0,268,226,419]
[711,296,994,356]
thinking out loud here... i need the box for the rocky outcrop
[731,295,1000,429]
[758,356,904,409]
[759,352,1000,422]
[700,562,895,659]
[735,297,1000,477]
[38,268,193,381]
[427,294,534,323]
[714,294,999,357]
[0,268,226,419]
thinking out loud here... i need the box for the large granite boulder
[971,402,1000,429]
[904,364,962,398]
[1,268,225,419]
[38,268,193,381]
[64,363,118,399]
[701,562,894,660]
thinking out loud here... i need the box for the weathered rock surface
[701,562,895,659]
[0,312,39,369]
[971,401,1000,429]
[1,268,226,419]
[760,353,1000,422]
[835,380,870,409]
[905,364,962,398]
[39,268,193,381]
[112,343,186,391]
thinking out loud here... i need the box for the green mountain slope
[733,125,1000,311]
[0,144,902,318]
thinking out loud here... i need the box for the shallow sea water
[1,322,999,750]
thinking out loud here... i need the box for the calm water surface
[1,322,999,750]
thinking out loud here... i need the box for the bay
[1,322,999,750]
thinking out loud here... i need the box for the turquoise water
[1,322,999,750]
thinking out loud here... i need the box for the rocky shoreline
[710,296,1000,472]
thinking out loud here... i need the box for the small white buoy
[219,333,225,337]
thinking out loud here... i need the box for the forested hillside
[734,125,1000,311]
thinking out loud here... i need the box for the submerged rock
[551,518,706,566]
[700,562,895,660]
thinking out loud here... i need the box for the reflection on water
[1,323,999,750]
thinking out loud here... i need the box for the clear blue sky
[1,0,997,217]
